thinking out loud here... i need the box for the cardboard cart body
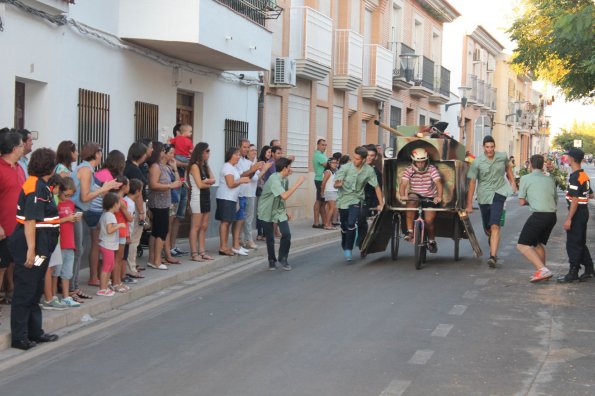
[360,123,483,266]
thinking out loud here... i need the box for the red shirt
[58,199,76,249]
[171,135,193,158]
[0,157,23,236]
[115,198,130,238]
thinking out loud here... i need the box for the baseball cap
[567,147,584,163]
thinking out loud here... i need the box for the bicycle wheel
[414,220,424,270]
[390,214,400,261]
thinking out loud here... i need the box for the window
[389,106,401,147]
[391,2,403,43]
[413,17,423,55]
[78,88,110,156]
[419,114,426,125]
[224,119,249,154]
[332,106,343,154]
[134,101,159,142]
[287,95,310,168]
[350,0,360,33]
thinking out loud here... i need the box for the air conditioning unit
[270,57,296,87]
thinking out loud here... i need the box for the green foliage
[552,121,595,153]
[508,0,595,102]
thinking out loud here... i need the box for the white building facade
[0,0,273,171]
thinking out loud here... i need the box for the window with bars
[224,119,249,153]
[78,88,110,157]
[135,101,159,142]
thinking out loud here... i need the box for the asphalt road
[1,179,594,395]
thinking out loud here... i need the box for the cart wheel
[391,214,400,261]
[454,217,461,261]
[137,245,143,258]
[414,221,424,270]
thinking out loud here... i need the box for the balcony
[429,65,450,105]
[333,30,363,91]
[21,0,71,15]
[409,56,434,99]
[486,86,497,113]
[361,45,393,102]
[214,0,283,27]
[289,7,333,81]
[390,42,416,90]
[467,74,478,105]
[119,0,273,71]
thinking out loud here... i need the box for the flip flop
[163,258,181,264]
[126,272,145,279]
[218,250,235,256]
[87,280,100,287]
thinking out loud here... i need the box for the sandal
[87,280,100,287]
[199,251,214,260]
[218,250,235,256]
[69,292,84,303]
[126,272,145,279]
[163,257,181,264]
[256,235,265,241]
[323,226,337,230]
[113,284,128,293]
[190,252,205,262]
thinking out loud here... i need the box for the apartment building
[1,0,272,171]
[262,0,459,219]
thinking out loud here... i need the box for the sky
[447,0,595,135]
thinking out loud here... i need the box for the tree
[508,0,594,102]
[552,121,595,153]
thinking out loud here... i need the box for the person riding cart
[398,147,443,253]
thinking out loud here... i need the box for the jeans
[241,197,256,243]
[339,203,368,251]
[262,220,291,263]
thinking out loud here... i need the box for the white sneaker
[232,247,248,256]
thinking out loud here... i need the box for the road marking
[431,324,454,337]
[463,290,478,299]
[378,380,412,396]
[408,350,434,365]
[449,305,468,315]
[474,278,489,286]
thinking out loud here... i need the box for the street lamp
[399,53,419,82]
[445,86,471,111]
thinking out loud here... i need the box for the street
[0,178,594,395]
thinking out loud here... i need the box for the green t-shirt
[313,150,327,181]
[257,172,289,223]
[518,170,558,212]
[467,151,512,204]
[335,163,378,209]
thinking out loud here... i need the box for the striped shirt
[401,164,441,197]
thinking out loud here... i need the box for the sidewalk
[0,220,341,352]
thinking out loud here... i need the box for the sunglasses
[163,144,174,152]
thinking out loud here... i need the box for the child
[171,124,194,168]
[112,176,133,293]
[53,177,83,307]
[97,192,126,297]
[124,179,143,281]
[320,157,338,230]
[398,147,443,253]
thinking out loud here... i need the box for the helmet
[411,148,429,161]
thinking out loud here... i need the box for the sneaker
[173,247,188,256]
[243,241,258,250]
[428,240,438,254]
[41,296,68,310]
[268,263,277,271]
[122,276,138,284]
[280,260,292,271]
[232,247,249,256]
[97,288,115,297]
[487,256,497,268]
[170,248,181,257]
[530,267,553,283]
[404,232,414,242]
[343,249,353,262]
[579,269,595,282]
[60,296,81,307]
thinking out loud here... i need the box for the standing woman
[188,142,216,261]
[54,140,78,177]
[70,143,119,301]
[162,144,182,265]
[85,150,126,287]
[10,148,60,350]
[321,157,338,230]
[216,147,250,256]
[147,142,182,270]
[255,145,271,241]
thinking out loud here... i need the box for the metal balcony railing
[433,64,450,97]
[490,87,497,110]
[214,0,283,27]
[414,56,434,90]
[477,80,485,105]
[467,74,478,102]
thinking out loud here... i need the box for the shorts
[83,210,102,228]
[54,249,74,280]
[324,191,337,201]
[479,193,506,230]
[235,196,247,221]
[215,199,237,222]
[169,202,179,217]
[175,185,188,219]
[518,212,557,247]
[0,239,13,268]
[315,180,325,202]
[149,207,169,240]
[99,246,116,273]
[118,237,126,245]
